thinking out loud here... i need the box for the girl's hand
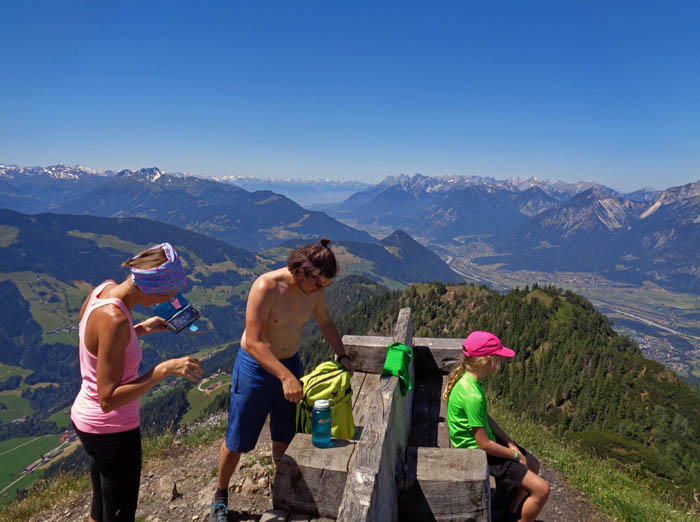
[518,451,527,467]
[160,357,202,382]
[508,442,527,466]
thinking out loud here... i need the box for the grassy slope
[0,393,33,424]
[489,400,697,522]
[180,375,231,425]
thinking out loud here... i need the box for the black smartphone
[165,305,201,333]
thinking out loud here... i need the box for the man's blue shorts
[225,347,303,453]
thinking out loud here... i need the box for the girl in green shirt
[444,331,550,522]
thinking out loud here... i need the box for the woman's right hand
[159,357,203,382]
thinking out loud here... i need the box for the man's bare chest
[268,293,316,329]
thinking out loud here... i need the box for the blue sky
[1,1,698,191]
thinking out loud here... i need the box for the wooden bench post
[397,447,490,522]
[337,308,414,522]
[273,309,413,520]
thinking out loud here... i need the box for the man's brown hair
[288,238,338,280]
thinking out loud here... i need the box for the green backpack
[295,361,355,440]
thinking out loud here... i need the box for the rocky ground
[31,415,608,522]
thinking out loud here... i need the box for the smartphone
[165,305,201,333]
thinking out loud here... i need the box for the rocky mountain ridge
[324,174,700,292]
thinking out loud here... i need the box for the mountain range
[214,175,371,206]
[2,164,697,293]
[322,173,700,293]
[0,165,374,251]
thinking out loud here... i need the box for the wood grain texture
[398,447,490,522]
[438,374,452,448]
[412,337,464,377]
[343,335,394,374]
[337,309,414,522]
[351,373,380,441]
[349,371,366,409]
[273,310,490,522]
[273,434,356,518]
[273,372,378,518]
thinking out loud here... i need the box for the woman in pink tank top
[70,243,202,522]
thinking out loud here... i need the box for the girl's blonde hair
[442,354,499,401]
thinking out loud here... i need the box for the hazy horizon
[5,161,696,194]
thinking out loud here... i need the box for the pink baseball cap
[462,331,516,358]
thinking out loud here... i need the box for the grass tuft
[0,472,89,522]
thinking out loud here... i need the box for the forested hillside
[303,282,700,500]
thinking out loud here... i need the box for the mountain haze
[0,165,376,251]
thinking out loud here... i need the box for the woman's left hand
[135,316,168,337]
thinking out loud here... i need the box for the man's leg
[217,441,242,490]
[211,442,241,521]
[271,441,290,467]
[212,350,269,521]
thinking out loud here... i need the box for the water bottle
[311,399,335,448]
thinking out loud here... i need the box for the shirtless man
[210,238,353,522]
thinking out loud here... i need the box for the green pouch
[381,342,413,395]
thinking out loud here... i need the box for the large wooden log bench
[268,310,490,522]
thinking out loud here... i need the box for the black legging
[73,424,142,522]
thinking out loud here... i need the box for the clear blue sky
[1,1,699,191]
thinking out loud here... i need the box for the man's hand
[339,355,354,375]
[281,374,303,403]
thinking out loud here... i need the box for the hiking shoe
[210,499,228,522]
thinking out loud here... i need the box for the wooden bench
[268,310,490,522]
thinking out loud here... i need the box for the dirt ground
[31,415,608,522]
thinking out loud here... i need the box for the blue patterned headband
[130,243,187,295]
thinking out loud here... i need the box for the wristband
[338,354,350,363]
[513,449,519,461]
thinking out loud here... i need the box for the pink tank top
[71,281,142,434]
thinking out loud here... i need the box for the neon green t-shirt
[447,372,495,448]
